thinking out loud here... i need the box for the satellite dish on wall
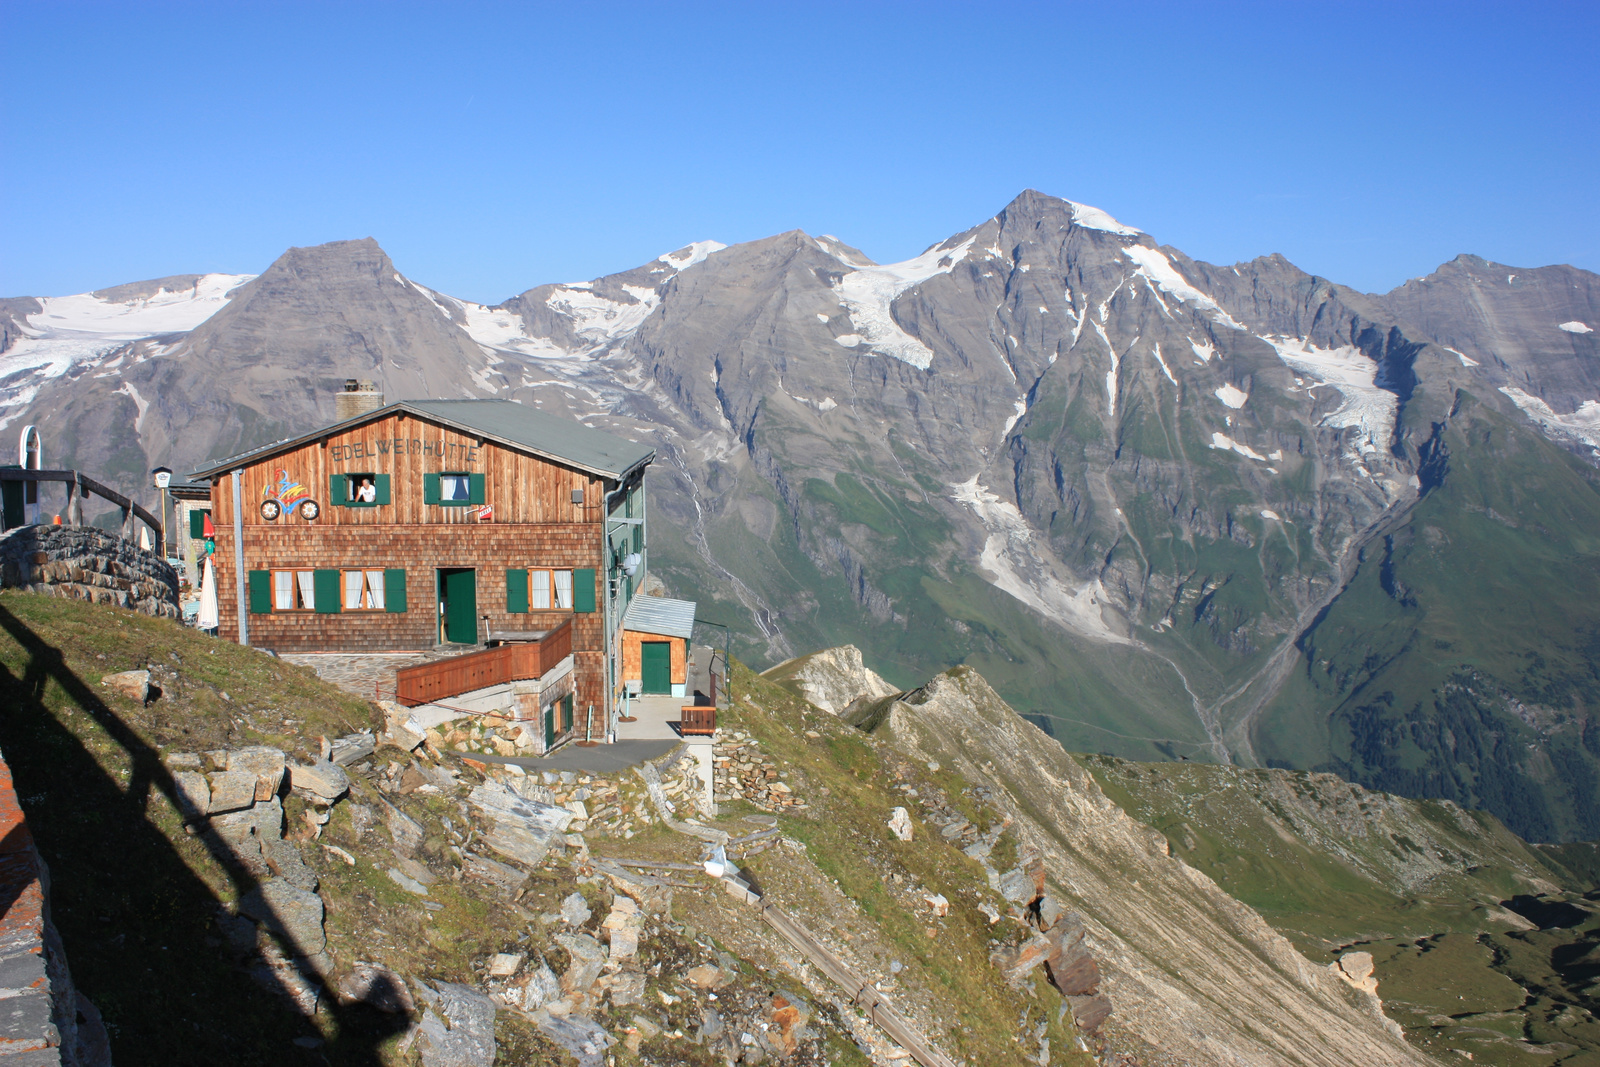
[621,552,642,577]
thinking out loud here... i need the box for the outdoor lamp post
[151,467,172,557]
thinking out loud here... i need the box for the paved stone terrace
[279,649,455,701]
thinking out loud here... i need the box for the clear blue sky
[3,1,1596,302]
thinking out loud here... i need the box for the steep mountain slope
[861,666,1433,1067]
[5,192,1599,838]
[1085,754,1600,1066]
[1376,254,1600,456]
[1254,394,1600,842]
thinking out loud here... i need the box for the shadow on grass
[0,605,409,1065]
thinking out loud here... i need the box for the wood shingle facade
[191,398,656,731]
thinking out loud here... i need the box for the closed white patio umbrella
[197,556,219,632]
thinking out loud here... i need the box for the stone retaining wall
[0,749,112,1065]
[0,526,179,620]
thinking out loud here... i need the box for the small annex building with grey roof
[189,395,677,747]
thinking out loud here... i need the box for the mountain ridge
[5,190,1598,839]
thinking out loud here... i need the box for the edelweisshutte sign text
[329,438,482,464]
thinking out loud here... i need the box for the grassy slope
[1255,396,1600,843]
[710,661,1094,1066]
[1084,753,1600,1067]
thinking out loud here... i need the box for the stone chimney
[335,379,384,420]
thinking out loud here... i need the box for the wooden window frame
[527,567,576,612]
[272,569,317,612]
[342,569,388,612]
[437,471,474,507]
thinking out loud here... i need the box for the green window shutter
[247,570,272,614]
[573,567,596,613]
[313,569,342,613]
[328,474,345,507]
[424,473,441,505]
[189,510,206,538]
[384,568,407,613]
[374,474,391,506]
[506,569,528,613]
[469,472,486,505]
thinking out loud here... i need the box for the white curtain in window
[443,475,469,501]
[554,569,573,609]
[274,571,293,611]
[344,571,363,610]
[532,569,551,610]
[365,571,385,610]
[297,570,316,611]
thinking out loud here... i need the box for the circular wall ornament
[298,499,320,520]
[260,499,281,521]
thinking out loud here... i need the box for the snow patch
[832,236,976,369]
[1190,338,1217,364]
[1208,433,1270,462]
[1150,342,1176,384]
[950,476,1128,644]
[116,382,149,432]
[835,334,862,348]
[1122,246,1245,331]
[1260,509,1281,521]
[816,313,830,323]
[1214,383,1248,409]
[1445,346,1479,367]
[1559,321,1593,334]
[1499,387,1600,450]
[1068,201,1141,236]
[1002,398,1027,437]
[546,284,659,348]
[1263,336,1397,455]
[658,240,726,272]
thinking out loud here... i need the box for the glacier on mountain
[832,237,977,370]
[1265,336,1397,455]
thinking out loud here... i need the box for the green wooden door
[544,700,556,750]
[641,641,672,695]
[441,569,478,644]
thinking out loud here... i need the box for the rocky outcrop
[163,742,344,1014]
[0,526,178,619]
[761,645,899,716]
[711,729,808,810]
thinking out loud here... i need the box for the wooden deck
[394,619,572,706]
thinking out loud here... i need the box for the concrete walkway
[615,693,688,741]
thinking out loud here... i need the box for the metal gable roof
[622,595,697,640]
[189,399,655,481]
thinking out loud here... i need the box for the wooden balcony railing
[681,705,716,736]
[395,619,572,707]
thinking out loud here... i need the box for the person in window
[356,477,377,503]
